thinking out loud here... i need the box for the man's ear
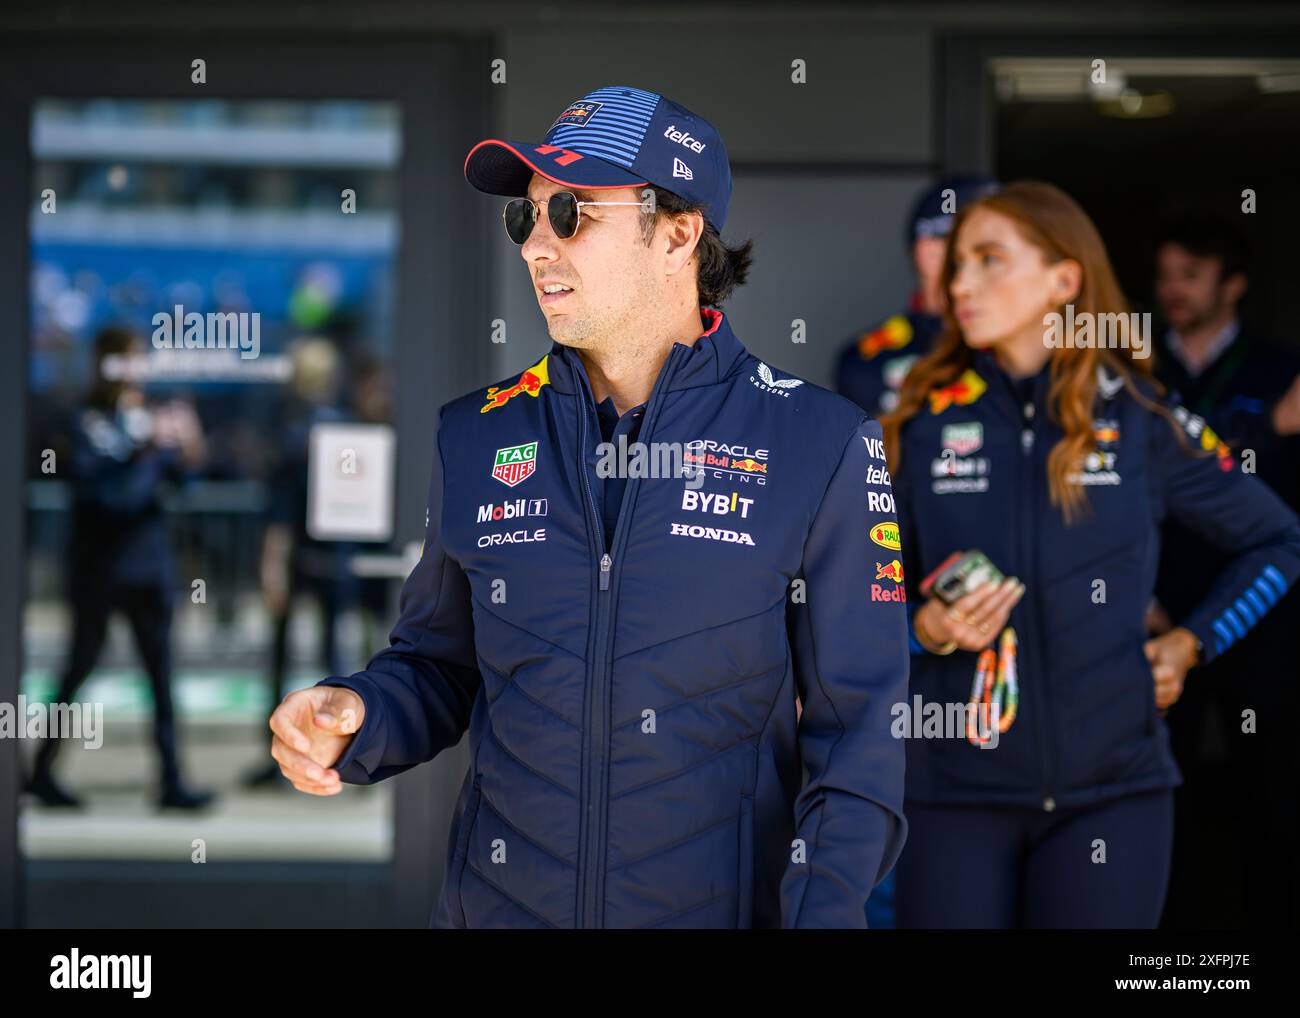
[1221,270,1248,306]
[662,210,704,275]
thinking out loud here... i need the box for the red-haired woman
[881,182,1300,928]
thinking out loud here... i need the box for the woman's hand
[917,576,1026,652]
[1144,627,1200,711]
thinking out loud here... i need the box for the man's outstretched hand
[269,686,365,795]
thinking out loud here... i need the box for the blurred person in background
[837,176,999,418]
[834,171,997,929]
[1149,214,1300,928]
[881,182,1300,927]
[243,336,359,788]
[25,326,216,811]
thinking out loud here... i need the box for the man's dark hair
[638,186,753,308]
[1156,214,1250,281]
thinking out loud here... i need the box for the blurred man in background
[1150,214,1300,928]
[836,175,998,418]
[25,326,215,811]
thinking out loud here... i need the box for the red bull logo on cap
[481,355,551,414]
[552,101,603,129]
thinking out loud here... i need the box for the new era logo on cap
[464,85,733,231]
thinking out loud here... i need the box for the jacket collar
[545,308,748,396]
[970,346,1053,421]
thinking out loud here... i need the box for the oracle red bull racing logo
[682,440,770,485]
[928,369,987,414]
[480,355,550,413]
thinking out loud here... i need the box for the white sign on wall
[307,422,395,542]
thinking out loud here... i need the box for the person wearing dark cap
[836,176,999,418]
[268,86,911,928]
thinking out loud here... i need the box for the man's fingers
[291,778,342,796]
[268,700,312,755]
[270,738,336,784]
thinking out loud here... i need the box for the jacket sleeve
[780,417,910,928]
[1152,401,1300,664]
[892,454,930,656]
[316,406,482,783]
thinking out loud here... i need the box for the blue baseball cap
[464,85,733,231]
[908,175,1000,244]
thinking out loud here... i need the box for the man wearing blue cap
[270,86,910,929]
[836,176,999,418]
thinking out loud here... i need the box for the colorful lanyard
[966,626,1019,745]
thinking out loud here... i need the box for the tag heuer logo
[492,441,538,487]
[941,422,983,456]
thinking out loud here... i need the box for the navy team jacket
[835,306,943,418]
[893,348,1300,811]
[317,309,910,928]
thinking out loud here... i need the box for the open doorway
[994,57,1300,347]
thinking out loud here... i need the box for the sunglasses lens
[548,192,580,238]
[503,199,535,244]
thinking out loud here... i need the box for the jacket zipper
[1016,393,1059,811]
[572,344,684,927]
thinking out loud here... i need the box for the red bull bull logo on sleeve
[875,559,905,583]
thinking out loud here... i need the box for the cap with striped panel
[465,85,732,230]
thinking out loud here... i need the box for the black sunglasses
[502,190,648,244]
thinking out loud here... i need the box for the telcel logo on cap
[664,124,706,153]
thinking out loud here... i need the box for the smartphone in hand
[920,550,1005,605]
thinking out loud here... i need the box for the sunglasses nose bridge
[519,201,565,260]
